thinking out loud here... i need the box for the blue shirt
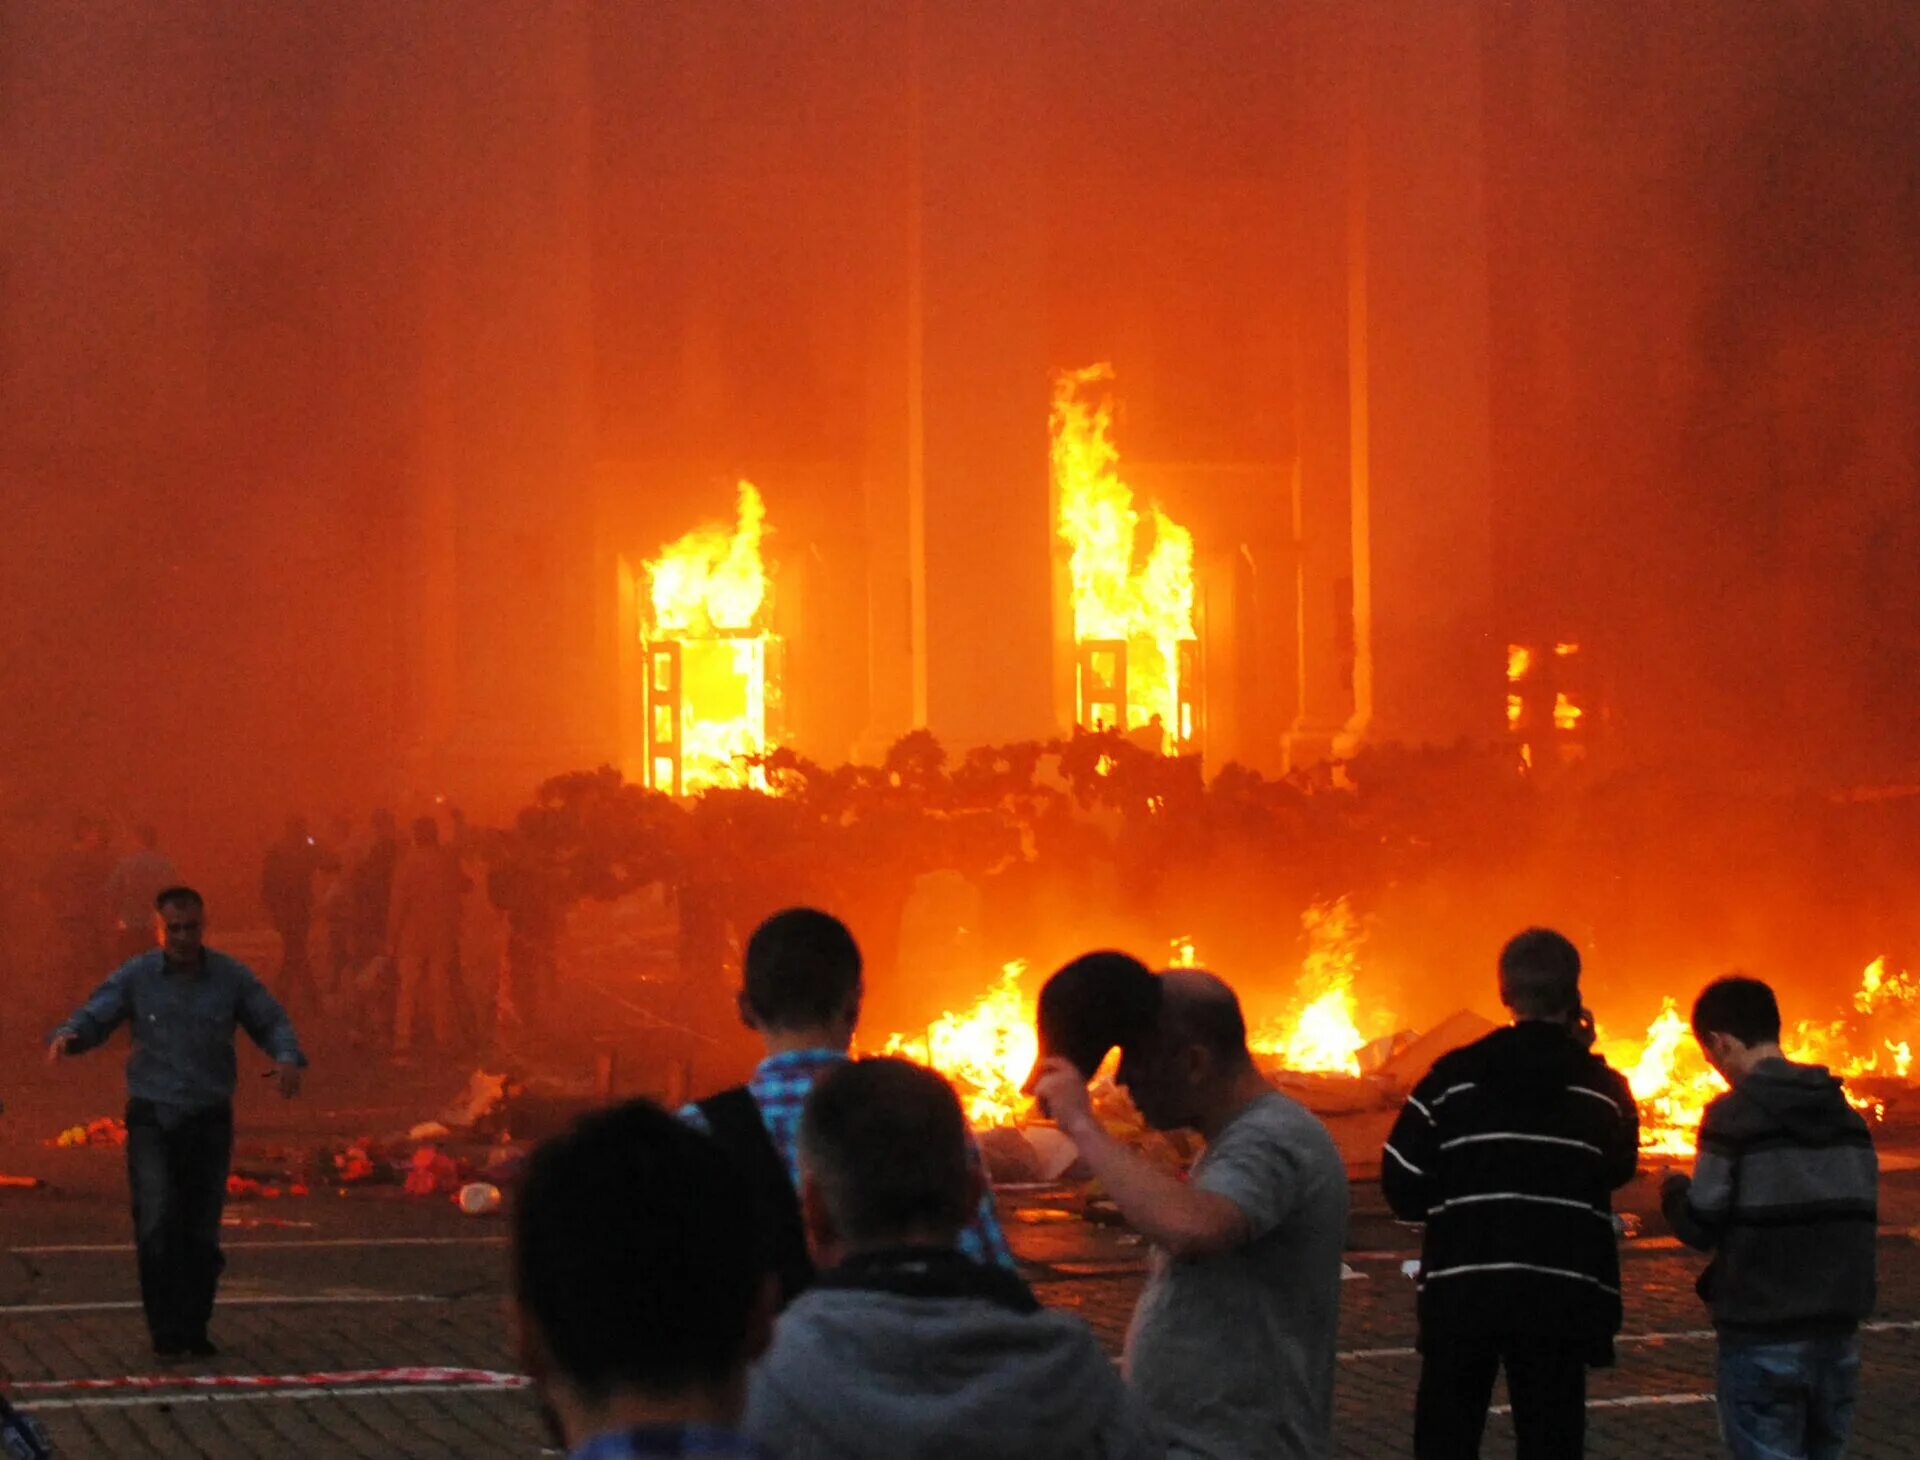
[55,949,306,1116]
[681,1048,1016,1271]
[569,1425,774,1460]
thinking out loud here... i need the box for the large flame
[881,961,1039,1129]
[1052,364,1196,753]
[1250,898,1371,1075]
[643,482,775,792]
[1601,958,1917,1157]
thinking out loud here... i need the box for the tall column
[915,2,1053,750]
[407,2,602,809]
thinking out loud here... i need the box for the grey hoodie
[1663,1057,1877,1339]
[744,1253,1161,1460]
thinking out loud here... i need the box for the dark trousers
[125,1100,232,1347]
[1415,1334,1587,1459]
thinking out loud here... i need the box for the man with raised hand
[1032,964,1348,1460]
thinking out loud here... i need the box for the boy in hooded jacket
[745,1057,1159,1460]
[1663,974,1876,1460]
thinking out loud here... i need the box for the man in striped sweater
[1662,975,1876,1460]
[1382,928,1640,1458]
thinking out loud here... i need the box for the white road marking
[22,1380,526,1412]
[11,1236,505,1255]
[0,1294,454,1315]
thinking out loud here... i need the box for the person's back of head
[1690,973,1784,1084]
[1498,927,1582,1021]
[798,1057,976,1267]
[515,1099,772,1449]
[741,907,862,1039]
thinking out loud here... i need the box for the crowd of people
[29,878,1880,1459]
[32,807,515,1060]
[512,912,1877,1460]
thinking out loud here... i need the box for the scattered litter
[1340,1263,1369,1281]
[1009,1207,1077,1225]
[50,1117,125,1148]
[456,1182,502,1216]
[1400,1259,1421,1280]
[403,1146,462,1198]
[437,1070,517,1137]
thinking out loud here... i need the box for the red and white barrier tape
[14,1367,529,1394]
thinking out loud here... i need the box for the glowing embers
[1053,364,1199,756]
[642,482,783,795]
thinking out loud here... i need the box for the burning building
[630,482,784,795]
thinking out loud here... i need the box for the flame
[643,482,776,792]
[1554,642,1580,657]
[648,481,768,634]
[1250,898,1370,1075]
[881,961,1038,1129]
[1598,1000,1726,1157]
[1506,693,1524,729]
[1602,957,1919,1156]
[1553,692,1583,731]
[1507,645,1532,681]
[1053,364,1196,754]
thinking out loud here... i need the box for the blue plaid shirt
[569,1425,773,1460]
[681,1048,1016,1271]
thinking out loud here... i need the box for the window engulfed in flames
[1053,364,1199,756]
[642,481,782,795]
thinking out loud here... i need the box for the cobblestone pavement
[6,1077,1920,1456]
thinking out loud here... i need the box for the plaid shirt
[682,1048,1016,1271]
[569,1424,773,1460]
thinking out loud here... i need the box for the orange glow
[1553,691,1583,731]
[1249,897,1370,1076]
[1507,645,1532,681]
[1053,364,1196,754]
[880,961,1038,1129]
[643,481,778,793]
[1506,693,1524,729]
[1603,958,1918,1156]
[1554,642,1580,657]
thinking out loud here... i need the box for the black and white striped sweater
[1381,1021,1640,1362]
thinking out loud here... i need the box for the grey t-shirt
[1123,1089,1349,1460]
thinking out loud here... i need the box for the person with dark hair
[387,815,466,1061]
[682,908,1012,1307]
[1032,967,1347,1460]
[46,887,305,1359]
[105,824,177,965]
[744,1057,1156,1460]
[1662,975,1876,1460]
[1381,926,1638,1458]
[260,815,334,1017]
[515,1099,777,1459]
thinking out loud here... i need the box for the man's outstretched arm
[47,967,135,1060]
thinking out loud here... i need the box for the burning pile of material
[880,961,1039,1130]
[1599,957,1920,1157]
[1249,898,1374,1077]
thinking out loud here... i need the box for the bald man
[1034,969,1349,1460]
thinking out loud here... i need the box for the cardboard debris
[1373,1010,1501,1089]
